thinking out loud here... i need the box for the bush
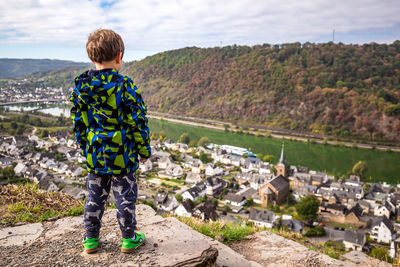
[370,247,392,263]
[179,133,190,144]
[304,225,325,237]
[295,195,319,220]
[197,137,211,147]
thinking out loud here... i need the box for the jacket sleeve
[123,80,151,159]
[70,90,88,156]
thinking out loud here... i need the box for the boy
[70,29,151,254]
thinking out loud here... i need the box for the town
[0,78,67,104]
[0,130,399,263]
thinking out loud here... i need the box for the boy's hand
[139,158,148,163]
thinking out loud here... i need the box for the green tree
[263,154,275,163]
[256,153,264,159]
[175,194,183,202]
[179,133,190,144]
[295,195,319,220]
[352,161,368,178]
[199,151,212,164]
[197,137,210,147]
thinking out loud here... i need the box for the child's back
[70,29,150,254]
[71,68,150,174]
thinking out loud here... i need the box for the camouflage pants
[84,172,138,239]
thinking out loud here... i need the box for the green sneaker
[82,236,99,254]
[121,232,145,253]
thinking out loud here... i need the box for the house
[139,160,153,173]
[14,162,27,177]
[61,185,87,199]
[364,184,389,204]
[158,164,184,178]
[259,175,289,206]
[319,203,347,216]
[154,192,178,212]
[158,157,172,169]
[182,182,207,201]
[374,201,393,219]
[370,216,395,244]
[250,174,273,190]
[241,157,262,173]
[205,164,224,176]
[345,175,361,187]
[293,184,318,200]
[38,177,59,193]
[282,219,304,234]
[259,163,272,175]
[225,193,247,213]
[343,229,366,251]
[204,177,226,196]
[32,170,51,183]
[236,187,258,199]
[0,155,13,168]
[235,172,253,184]
[344,204,371,228]
[183,158,202,170]
[175,199,195,218]
[248,208,278,228]
[55,162,69,174]
[185,171,203,184]
[357,200,372,214]
[192,201,218,221]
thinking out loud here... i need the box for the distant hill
[9,41,400,142]
[0,58,90,78]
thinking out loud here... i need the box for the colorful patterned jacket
[70,68,151,175]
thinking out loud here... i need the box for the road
[308,226,346,243]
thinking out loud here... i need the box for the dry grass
[0,183,84,226]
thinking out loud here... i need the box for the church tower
[275,143,287,177]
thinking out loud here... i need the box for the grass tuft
[0,183,84,226]
[175,216,259,244]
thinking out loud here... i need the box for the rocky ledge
[0,205,389,267]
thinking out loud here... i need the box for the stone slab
[229,231,369,267]
[341,251,392,267]
[0,223,43,247]
[45,215,82,239]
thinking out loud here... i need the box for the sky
[0,0,399,62]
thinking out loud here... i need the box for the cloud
[0,0,399,53]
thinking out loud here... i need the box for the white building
[205,164,224,176]
[370,216,395,244]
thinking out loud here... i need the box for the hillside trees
[21,41,400,142]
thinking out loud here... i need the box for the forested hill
[0,58,89,78]
[10,41,400,142]
[122,41,400,142]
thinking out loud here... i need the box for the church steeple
[276,143,287,177]
[278,143,285,166]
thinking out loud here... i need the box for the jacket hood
[73,68,123,106]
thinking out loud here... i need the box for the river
[2,103,71,117]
